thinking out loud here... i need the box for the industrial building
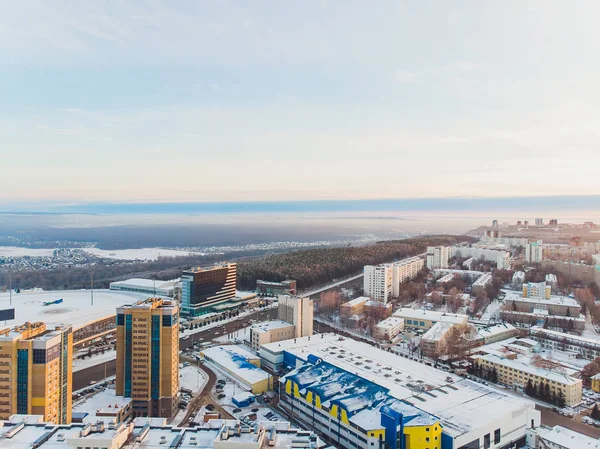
[526,425,600,449]
[426,246,449,270]
[180,263,237,317]
[0,416,326,449]
[0,322,73,424]
[255,279,297,297]
[392,308,468,331]
[202,345,273,394]
[115,298,179,418]
[109,278,179,297]
[264,334,540,449]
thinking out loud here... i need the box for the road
[73,307,278,389]
[538,405,600,438]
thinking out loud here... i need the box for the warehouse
[202,345,273,394]
[109,278,179,297]
[267,334,540,449]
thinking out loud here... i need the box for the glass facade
[124,314,132,397]
[151,315,160,400]
[17,349,28,414]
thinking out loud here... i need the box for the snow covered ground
[0,246,56,257]
[83,247,205,260]
[480,299,503,322]
[73,349,116,372]
[179,365,209,394]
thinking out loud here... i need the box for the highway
[73,307,278,390]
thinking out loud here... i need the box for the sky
[1,1,600,206]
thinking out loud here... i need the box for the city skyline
[2,1,600,203]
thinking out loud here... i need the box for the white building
[525,240,543,263]
[472,273,492,293]
[249,320,296,352]
[529,326,600,361]
[109,278,179,297]
[545,273,558,292]
[363,264,394,302]
[373,316,404,341]
[512,271,526,289]
[450,246,511,269]
[392,256,424,295]
[393,308,468,330]
[426,246,449,270]
[277,295,313,338]
[526,425,600,449]
[535,218,544,227]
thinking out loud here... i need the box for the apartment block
[474,353,582,406]
[0,322,73,424]
[472,273,492,294]
[523,281,551,300]
[181,263,237,317]
[450,246,510,270]
[392,256,425,295]
[116,298,179,418]
[277,295,313,338]
[426,246,449,270]
[525,240,543,263]
[363,264,394,302]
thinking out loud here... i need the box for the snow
[0,289,153,329]
[73,349,116,372]
[72,387,130,422]
[179,365,209,393]
[0,246,56,257]
[83,247,205,260]
[535,425,600,448]
[393,307,468,325]
[479,300,504,322]
[202,345,269,386]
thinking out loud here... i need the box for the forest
[236,235,475,290]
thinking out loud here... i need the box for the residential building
[472,273,492,294]
[339,296,369,328]
[525,240,543,263]
[435,273,455,285]
[545,274,558,293]
[373,316,404,341]
[0,322,73,424]
[535,218,544,227]
[392,256,425,295]
[592,373,600,393]
[267,333,540,449]
[475,323,518,345]
[523,281,551,300]
[473,353,582,406]
[256,279,296,297]
[450,246,510,269]
[420,322,456,358]
[277,295,313,338]
[116,298,179,418]
[363,264,394,302]
[392,308,468,331]
[529,327,600,361]
[504,291,579,317]
[180,263,237,317]
[426,246,449,270]
[512,271,525,289]
[109,278,179,297]
[526,425,600,449]
[249,320,296,352]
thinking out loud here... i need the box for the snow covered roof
[393,308,468,325]
[0,289,154,330]
[504,289,579,307]
[202,345,269,385]
[341,297,369,308]
[375,317,404,330]
[251,320,294,334]
[273,333,535,438]
[476,323,516,338]
[474,353,581,386]
[421,322,454,342]
[535,425,600,448]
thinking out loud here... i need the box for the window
[407,320,412,324]
[484,433,490,449]
[420,321,425,326]
[494,428,501,444]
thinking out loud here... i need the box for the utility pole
[91,271,94,306]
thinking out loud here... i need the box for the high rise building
[525,240,543,263]
[535,218,544,227]
[277,295,313,338]
[181,263,237,317]
[363,264,394,302]
[116,298,179,418]
[426,246,450,270]
[0,322,73,424]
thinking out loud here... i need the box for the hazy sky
[2,1,600,204]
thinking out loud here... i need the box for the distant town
[2,218,600,449]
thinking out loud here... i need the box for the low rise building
[249,320,296,352]
[523,281,551,300]
[420,322,455,358]
[392,308,468,331]
[201,345,273,394]
[526,425,600,449]
[529,326,600,361]
[450,246,510,269]
[503,290,580,318]
[592,373,600,393]
[475,323,518,345]
[339,296,368,328]
[473,353,582,406]
[373,316,404,341]
[435,273,455,285]
[472,273,492,294]
[109,278,179,297]
[256,279,296,297]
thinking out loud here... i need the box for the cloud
[396,70,419,83]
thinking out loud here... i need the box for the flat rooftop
[504,289,579,307]
[110,278,179,289]
[251,320,294,334]
[202,345,269,385]
[535,425,600,448]
[375,317,404,329]
[268,334,535,438]
[341,296,369,307]
[0,289,155,330]
[393,307,468,324]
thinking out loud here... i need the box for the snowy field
[0,289,151,328]
[0,246,56,257]
[180,365,209,394]
[83,247,205,260]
